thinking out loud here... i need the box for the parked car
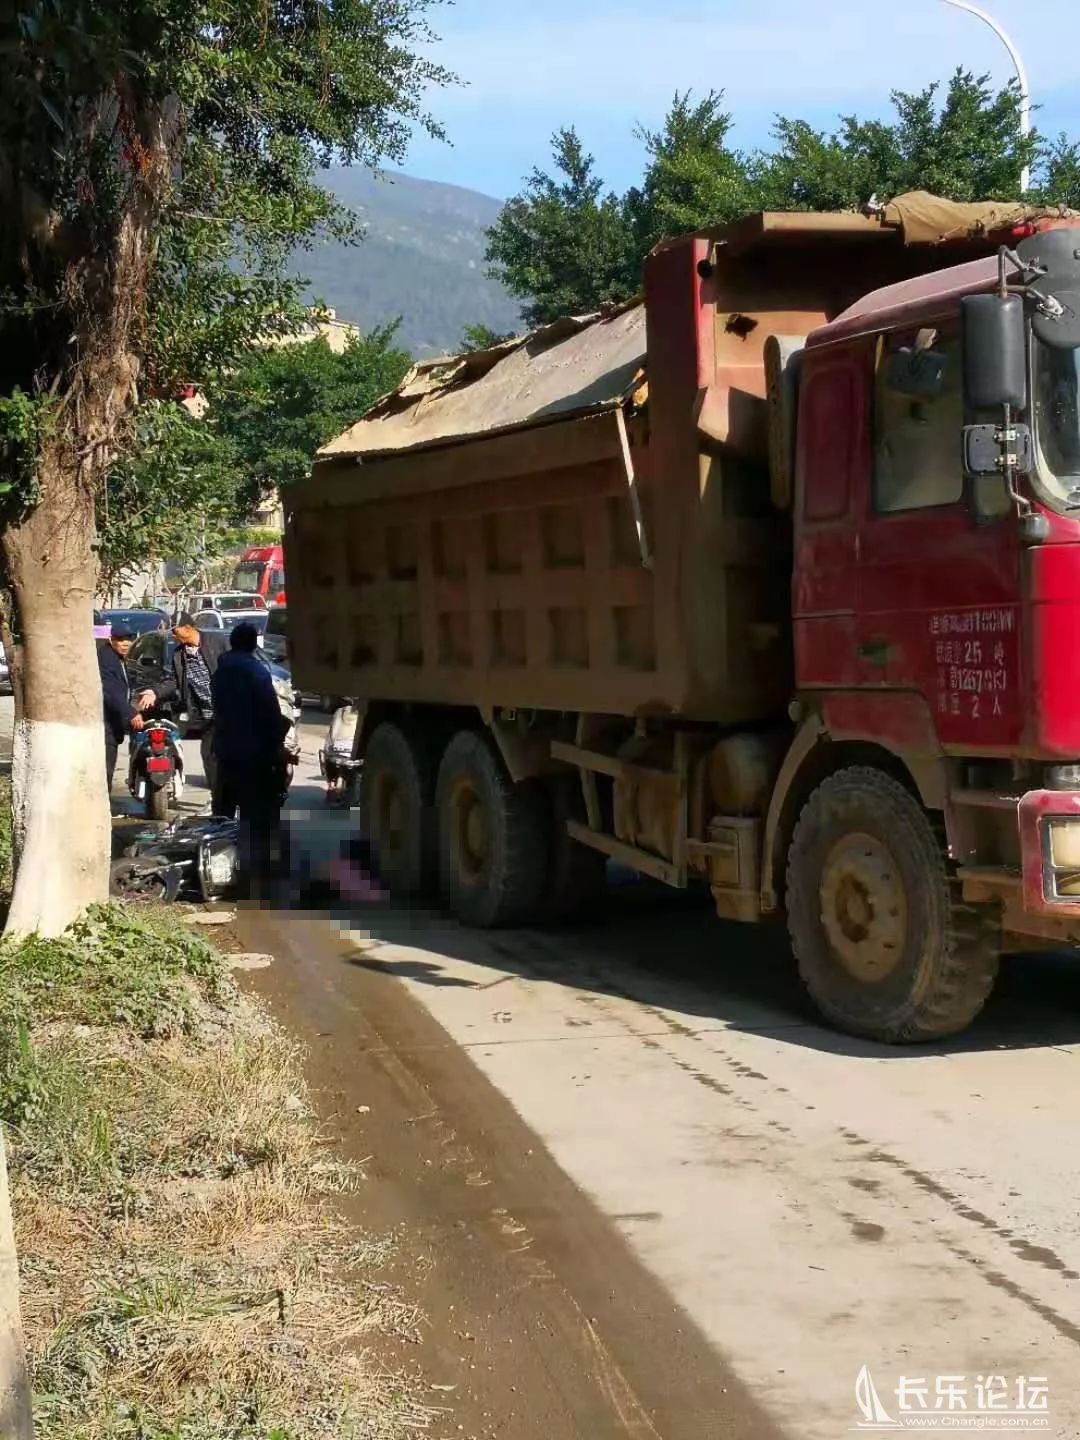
[94,607,170,637]
[193,609,270,636]
[0,642,10,695]
[189,592,268,614]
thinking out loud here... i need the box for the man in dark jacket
[210,622,286,894]
[98,626,155,796]
[150,624,217,791]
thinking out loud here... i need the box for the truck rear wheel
[436,731,548,928]
[358,723,432,897]
[786,766,998,1042]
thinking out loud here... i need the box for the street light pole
[940,0,1031,193]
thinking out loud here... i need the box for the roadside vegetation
[0,890,428,1438]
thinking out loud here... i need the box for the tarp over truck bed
[320,300,647,461]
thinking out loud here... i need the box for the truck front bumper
[1012,788,1080,942]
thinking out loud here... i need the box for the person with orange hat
[153,623,217,793]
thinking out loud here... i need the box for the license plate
[146,758,172,773]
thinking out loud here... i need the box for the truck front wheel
[358,723,432,897]
[436,731,548,928]
[786,767,998,1042]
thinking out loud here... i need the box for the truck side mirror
[961,294,1027,411]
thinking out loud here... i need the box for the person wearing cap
[97,626,156,795]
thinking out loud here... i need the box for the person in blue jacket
[210,622,287,895]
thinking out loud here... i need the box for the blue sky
[392,0,1079,199]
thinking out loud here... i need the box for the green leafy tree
[96,404,241,600]
[487,101,757,325]
[626,92,756,256]
[0,1,450,937]
[208,327,412,516]
[485,129,637,326]
[1038,135,1080,208]
[492,71,1070,321]
[754,70,1040,210]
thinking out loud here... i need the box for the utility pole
[941,0,1031,193]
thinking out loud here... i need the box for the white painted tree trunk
[7,713,107,936]
[3,471,110,937]
[0,1130,33,1438]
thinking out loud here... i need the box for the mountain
[297,169,523,358]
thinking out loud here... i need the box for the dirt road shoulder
[237,908,783,1440]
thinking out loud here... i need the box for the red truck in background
[233,544,286,606]
[286,191,1080,1043]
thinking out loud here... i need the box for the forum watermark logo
[852,1365,1050,1431]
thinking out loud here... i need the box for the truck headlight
[1047,819,1080,897]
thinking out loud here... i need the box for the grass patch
[2,902,430,1439]
[0,902,230,1039]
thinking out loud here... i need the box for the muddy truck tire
[358,722,433,898]
[786,766,999,1042]
[436,730,548,928]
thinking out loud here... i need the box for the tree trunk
[0,1129,33,1437]
[2,458,108,936]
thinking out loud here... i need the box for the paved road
[99,710,1080,1438]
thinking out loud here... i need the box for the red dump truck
[286,191,1080,1042]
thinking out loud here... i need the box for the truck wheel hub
[819,833,906,983]
[451,782,490,880]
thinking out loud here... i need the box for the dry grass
[1,903,431,1440]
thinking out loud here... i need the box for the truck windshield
[1033,341,1080,504]
[233,563,264,593]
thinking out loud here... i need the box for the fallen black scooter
[110,816,240,903]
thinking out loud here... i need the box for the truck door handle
[858,638,892,666]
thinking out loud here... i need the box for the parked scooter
[128,716,184,820]
[319,702,360,804]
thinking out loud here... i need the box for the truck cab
[791,226,1080,945]
[234,544,286,607]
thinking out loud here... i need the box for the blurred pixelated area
[105,700,383,914]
